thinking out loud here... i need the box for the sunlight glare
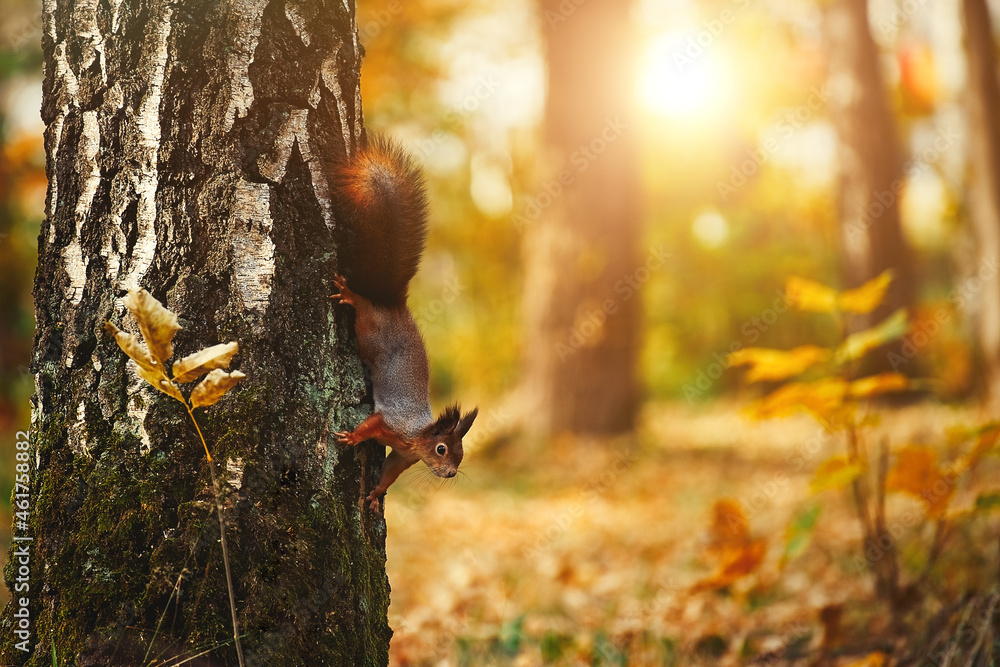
[692,210,730,248]
[637,32,731,118]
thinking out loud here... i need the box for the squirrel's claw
[335,430,359,446]
[330,274,356,306]
[367,491,382,511]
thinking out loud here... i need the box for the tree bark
[1,1,391,665]
[520,0,642,436]
[961,0,1000,414]
[823,0,917,325]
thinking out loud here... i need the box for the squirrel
[329,134,478,510]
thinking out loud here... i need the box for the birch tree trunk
[961,0,1000,415]
[1,1,391,665]
[520,0,642,436]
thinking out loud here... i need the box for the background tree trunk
[961,0,1000,415]
[823,0,917,325]
[1,1,391,665]
[520,0,642,436]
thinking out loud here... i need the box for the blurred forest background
[4,0,1000,663]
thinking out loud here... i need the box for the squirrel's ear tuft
[426,404,461,436]
[457,407,478,438]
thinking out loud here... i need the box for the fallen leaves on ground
[383,402,1000,666]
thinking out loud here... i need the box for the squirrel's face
[418,405,478,478]
[424,438,464,478]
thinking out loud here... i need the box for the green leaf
[810,456,861,494]
[975,493,1000,512]
[835,309,908,364]
[783,503,822,561]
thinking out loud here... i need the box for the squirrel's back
[330,134,428,307]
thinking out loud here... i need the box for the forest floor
[384,400,1000,666]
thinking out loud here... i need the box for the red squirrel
[329,134,477,510]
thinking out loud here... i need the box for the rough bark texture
[961,0,1000,414]
[1,0,392,665]
[823,0,917,325]
[520,0,642,436]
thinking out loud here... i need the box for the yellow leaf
[886,445,953,518]
[849,373,909,398]
[191,369,246,408]
[728,345,829,383]
[172,342,240,384]
[104,321,159,372]
[122,288,181,367]
[835,309,908,364]
[752,378,849,421]
[134,362,185,403]
[786,276,838,312]
[838,271,893,314]
[810,456,861,493]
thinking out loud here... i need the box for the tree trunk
[823,0,917,324]
[961,0,1000,414]
[520,0,643,436]
[1,1,391,665]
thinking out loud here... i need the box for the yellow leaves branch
[105,288,245,412]
[104,286,247,666]
[786,270,893,315]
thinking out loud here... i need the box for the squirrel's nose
[445,470,456,478]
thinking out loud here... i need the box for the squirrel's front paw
[330,274,356,306]
[336,430,361,446]
[366,490,383,511]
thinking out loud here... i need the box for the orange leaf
[694,499,767,591]
[728,345,829,383]
[886,445,954,518]
[844,651,888,667]
[838,271,893,314]
[709,499,750,549]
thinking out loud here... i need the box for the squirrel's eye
[435,443,447,456]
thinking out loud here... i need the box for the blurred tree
[520,0,642,435]
[822,0,917,326]
[0,0,45,612]
[0,0,391,664]
[960,0,1000,415]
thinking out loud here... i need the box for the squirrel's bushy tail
[330,134,428,307]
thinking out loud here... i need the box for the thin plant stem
[185,404,245,667]
[143,570,188,666]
